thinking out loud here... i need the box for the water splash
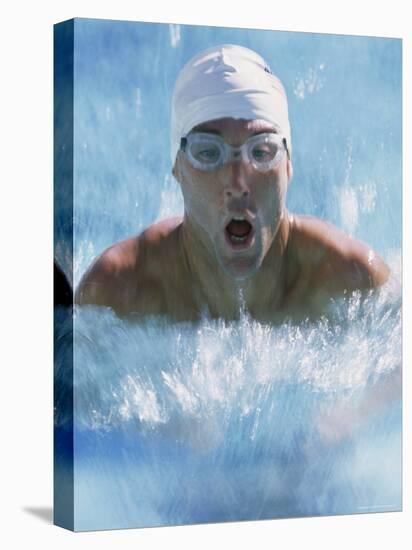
[293,64,326,100]
[55,285,401,529]
[169,24,181,48]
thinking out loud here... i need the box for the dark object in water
[54,260,72,308]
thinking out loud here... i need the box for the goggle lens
[190,140,223,165]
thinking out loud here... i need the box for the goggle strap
[283,138,290,160]
[180,137,187,152]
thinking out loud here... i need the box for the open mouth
[225,217,254,248]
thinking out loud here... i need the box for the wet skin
[75,118,390,323]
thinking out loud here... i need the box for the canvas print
[54,17,402,531]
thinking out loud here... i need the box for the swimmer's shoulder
[75,216,183,315]
[289,214,390,293]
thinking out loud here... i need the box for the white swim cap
[170,44,291,167]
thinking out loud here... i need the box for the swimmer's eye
[191,144,221,163]
[251,144,278,162]
[200,149,219,160]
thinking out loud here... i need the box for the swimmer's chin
[217,256,262,281]
[212,238,265,280]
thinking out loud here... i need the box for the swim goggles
[180,132,289,173]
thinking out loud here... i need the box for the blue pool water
[54,19,402,530]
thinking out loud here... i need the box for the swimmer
[75,44,389,323]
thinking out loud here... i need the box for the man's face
[173,118,292,280]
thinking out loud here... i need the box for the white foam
[340,185,359,234]
[169,24,181,48]
[63,284,400,434]
[293,66,325,100]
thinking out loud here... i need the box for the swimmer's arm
[75,241,165,316]
[74,249,131,310]
[316,367,401,445]
[294,216,390,294]
[314,237,390,293]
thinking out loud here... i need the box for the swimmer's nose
[224,161,251,202]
